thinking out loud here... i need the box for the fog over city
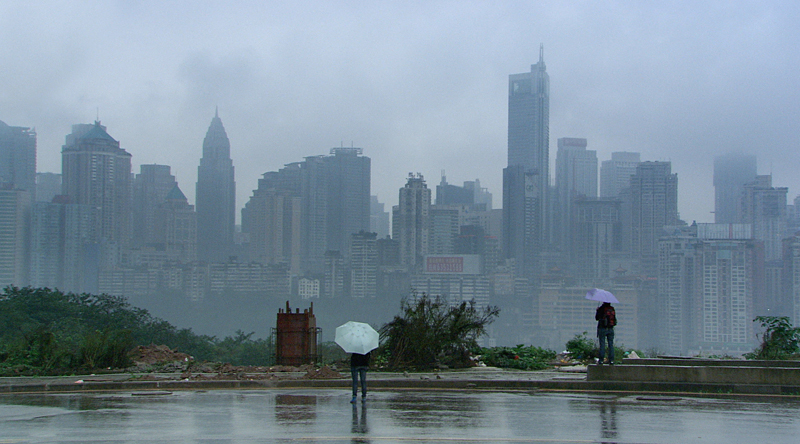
[2,1,798,222]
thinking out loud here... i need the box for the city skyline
[2,1,798,224]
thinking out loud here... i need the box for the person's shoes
[350,396,357,403]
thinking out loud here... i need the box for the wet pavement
[2,388,799,443]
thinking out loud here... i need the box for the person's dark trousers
[598,327,615,364]
[351,366,368,399]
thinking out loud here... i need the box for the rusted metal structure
[273,301,320,365]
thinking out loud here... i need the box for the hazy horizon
[2,1,798,223]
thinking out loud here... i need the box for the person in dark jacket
[350,352,370,402]
[595,302,616,365]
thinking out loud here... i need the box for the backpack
[601,306,617,328]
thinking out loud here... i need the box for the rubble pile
[130,345,192,366]
[304,366,343,379]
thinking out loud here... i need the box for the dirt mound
[131,345,192,365]
[304,366,343,379]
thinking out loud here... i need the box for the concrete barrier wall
[623,358,800,368]
[590,364,800,385]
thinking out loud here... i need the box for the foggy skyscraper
[504,45,550,278]
[0,120,37,201]
[600,151,640,198]
[61,122,132,249]
[392,173,431,269]
[554,137,597,251]
[627,161,679,277]
[133,164,177,249]
[714,153,757,224]
[196,109,236,263]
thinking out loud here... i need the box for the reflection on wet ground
[1,389,799,443]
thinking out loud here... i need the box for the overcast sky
[2,1,798,223]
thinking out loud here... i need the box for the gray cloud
[2,0,798,221]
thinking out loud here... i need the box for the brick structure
[274,301,319,365]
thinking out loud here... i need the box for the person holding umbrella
[586,289,619,365]
[350,351,370,403]
[335,321,379,403]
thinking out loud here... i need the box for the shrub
[479,345,556,370]
[379,292,499,369]
[746,316,800,360]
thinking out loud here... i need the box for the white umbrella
[585,288,619,304]
[335,321,379,355]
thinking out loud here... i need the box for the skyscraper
[0,189,31,287]
[714,153,757,224]
[627,161,680,277]
[0,120,36,200]
[740,175,787,261]
[132,164,177,248]
[196,109,236,263]
[61,121,132,249]
[507,44,550,177]
[600,152,640,198]
[392,173,431,269]
[554,137,597,251]
[504,45,550,278]
[154,184,197,263]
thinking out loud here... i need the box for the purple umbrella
[585,288,619,304]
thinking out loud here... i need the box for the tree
[379,293,499,369]
[747,316,800,360]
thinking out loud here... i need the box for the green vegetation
[0,286,274,376]
[746,316,800,360]
[565,331,626,364]
[479,345,555,370]
[378,293,499,369]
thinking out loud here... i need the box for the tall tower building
[600,152,640,198]
[714,153,757,224]
[0,120,36,201]
[554,138,597,251]
[196,109,236,263]
[133,164,177,248]
[658,224,758,356]
[154,184,197,263]
[741,175,787,261]
[627,161,680,277]
[0,189,31,287]
[392,174,431,269]
[61,121,132,250]
[505,45,550,278]
[507,45,550,179]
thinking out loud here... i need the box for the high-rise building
[429,206,459,255]
[35,172,61,203]
[133,164,177,248]
[658,224,758,356]
[154,184,197,263]
[29,197,95,293]
[626,161,680,277]
[61,121,132,251]
[370,196,390,239]
[196,109,235,263]
[507,45,549,180]
[392,173,431,269]
[241,172,302,273]
[714,153,757,224]
[571,198,622,281]
[600,152,640,198]
[350,231,378,298]
[741,175,787,261]
[554,137,597,251]
[505,45,550,278]
[323,147,371,259]
[0,120,36,201]
[0,189,31,287]
[502,165,544,281]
